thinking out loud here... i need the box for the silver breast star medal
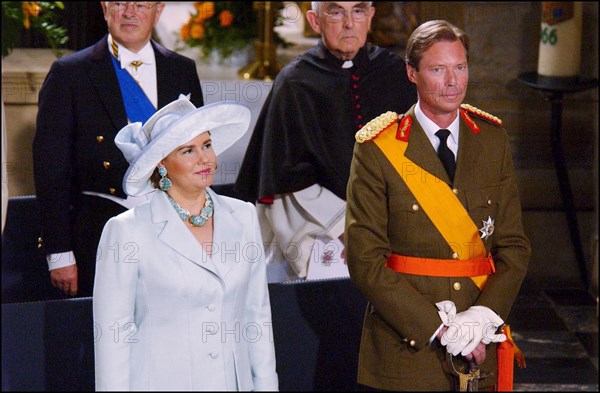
[479,216,495,241]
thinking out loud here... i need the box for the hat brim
[122,101,251,196]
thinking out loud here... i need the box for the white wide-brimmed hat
[115,97,251,196]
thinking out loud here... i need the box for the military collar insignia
[395,115,412,142]
[355,111,400,143]
[460,109,481,134]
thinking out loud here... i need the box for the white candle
[537,2,583,77]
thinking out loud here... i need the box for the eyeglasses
[109,2,157,14]
[323,6,368,23]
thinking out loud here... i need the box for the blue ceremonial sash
[111,55,156,123]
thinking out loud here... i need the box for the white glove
[435,300,457,325]
[440,305,506,356]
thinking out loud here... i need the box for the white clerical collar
[342,60,354,69]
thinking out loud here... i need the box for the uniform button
[452,188,459,194]
[358,124,363,129]
[412,204,419,211]
[487,199,492,205]
[103,161,110,169]
[353,84,358,89]
[210,352,219,359]
[453,282,462,291]
[452,252,459,260]
[354,95,359,100]
[37,237,43,248]
[409,340,416,347]
[207,304,216,311]
[109,187,116,195]
[96,136,104,143]
[355,104,361,109]
[352,75,359,81]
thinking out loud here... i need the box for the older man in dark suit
[33,1,204,298]
[345,20,531,390]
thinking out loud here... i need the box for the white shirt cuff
[47,251,76,270]
[429,323,445,345]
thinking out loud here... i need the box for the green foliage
[1,2,68,58]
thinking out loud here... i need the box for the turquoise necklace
[166,191,213,227]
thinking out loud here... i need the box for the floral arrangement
[179,2,290,62]
[1,2,68,58]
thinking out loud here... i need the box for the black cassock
[235,40,416,202]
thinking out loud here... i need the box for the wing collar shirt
[109,34,158,108]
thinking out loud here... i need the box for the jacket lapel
[455,118,483,186]
[86,35,128,130]
[404,111,451,184]
[151,191,222,278]
[153,42,175,109]
[208,188,243,279]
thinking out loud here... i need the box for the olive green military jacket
[345,105,531,391]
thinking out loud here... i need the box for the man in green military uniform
[345,20,531,390]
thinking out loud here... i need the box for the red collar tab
[460,109,481,134]
[396,114,412,142]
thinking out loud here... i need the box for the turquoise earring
[158,166,172,191]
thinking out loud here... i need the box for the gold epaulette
[355,111,399,143]
[460,104,502,126]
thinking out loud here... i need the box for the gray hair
[311,2,373,13]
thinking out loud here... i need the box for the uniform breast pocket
[465,187,500,227]
[388,193,431,246]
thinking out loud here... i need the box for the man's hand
[50,264,78,296]
[464,341,487,365]
[440,306,506,356]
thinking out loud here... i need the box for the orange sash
[386,253,495,277]
[373,121,491,289]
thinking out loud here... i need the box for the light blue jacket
[93,188,278,391]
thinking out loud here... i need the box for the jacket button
[103,161,110,169]
[452,252,459,260]
[453,282,462,291]
[487,199,492,205]
[409,340,416,347]
[210,352,219,359]
[109,187,116,195]
[412,204,419,211]
[452,188,459,194]
[207,304,216,311]
[96,136,104,143]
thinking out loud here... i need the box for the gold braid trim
[355,111,399,143]
[460,104,503,126]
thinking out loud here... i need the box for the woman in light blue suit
[93,98,278,391]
